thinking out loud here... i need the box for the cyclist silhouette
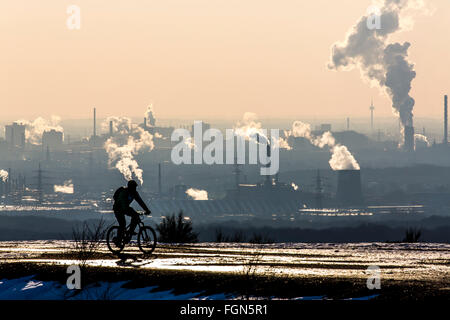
[112,180,151,243]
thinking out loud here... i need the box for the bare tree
[71,218,108,268]
[240,249,265,300]
[403,227,422,243]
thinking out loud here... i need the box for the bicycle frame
[125,214,147,236]
[106,213,157,255]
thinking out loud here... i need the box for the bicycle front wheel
[138,226,157,254]
[106,226,125,254]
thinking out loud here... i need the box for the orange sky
[1,0,449,122]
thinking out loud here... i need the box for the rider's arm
[134,191,151,213]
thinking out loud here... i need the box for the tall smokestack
[109,120,113,136]
[144,117,147,129]
[346,117,350,131]
[7,168,11,195]
[444,95,448,145]
[404,126,414,152]
[158,163,162,196]
[265,137,271,185]
[93,107,96,138]
[370,99,375,131]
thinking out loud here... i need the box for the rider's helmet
[127,180,138,191]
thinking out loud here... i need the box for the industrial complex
[1,96,450,225]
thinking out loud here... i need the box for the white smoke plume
[186,188,208,200]
[102,116,132,135]
[103,117,154,185]
[286,121,360,170]
[54,180,74,194]
[414,133,430,147]
[328,0,425,130]
[184,137,197,150]
[234,112,265,142]
[14,116,63,144]
[0,170,8,182]
[145,104,156,127]
[291,182,299,191]
[329,145,361,170]
[277,136,292,150]
[234,112,291,149]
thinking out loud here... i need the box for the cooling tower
[336,169,363,206]
[404,126,414,152]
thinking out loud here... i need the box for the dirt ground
[0,241,449,300]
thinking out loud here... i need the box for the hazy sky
[1,0,449,122]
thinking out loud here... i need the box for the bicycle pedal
[112,237,122,247]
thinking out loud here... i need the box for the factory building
[5,123,26,148]
[42,129,63,150]
[313,123,332,135]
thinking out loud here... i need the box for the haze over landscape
[0,0,449,305]
[1,0,449,121]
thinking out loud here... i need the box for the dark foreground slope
[0,262,448,301]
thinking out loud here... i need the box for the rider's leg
[126,207,140,235]
[114,210,126,240]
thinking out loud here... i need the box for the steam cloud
[291,182,299,191]
[54,180,74,194]
[184,137,197,150]
[102,116,131,134]
[233,114,356,169]
[414,133,430,147]
[234,112,265,142]
[234,112,291,149]
[328,0,423,129]
[14,116,64,144]
[0,170,8,182]
[186,188,208,200]
[286,121,360,170]
[145,104,156,127]
[104,116,154,185]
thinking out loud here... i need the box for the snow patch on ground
[0,276,237,300]
[0,276,379,300]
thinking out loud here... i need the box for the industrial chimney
[370,99,375,131]
[93,107,97,138]
[265,136,271,186]
[336,169,363,206]
[144,117,147,129]
[109,120,113,136]
[158,163,162,196]
[404,126,414,152]
[444,95,448,145]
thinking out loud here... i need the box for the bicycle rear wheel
[106,226,125,254]
[138,226,157,254]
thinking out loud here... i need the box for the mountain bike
[106,212,157,255]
